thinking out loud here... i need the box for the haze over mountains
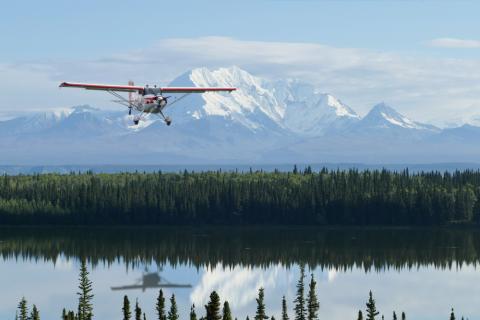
[1,66,479,165]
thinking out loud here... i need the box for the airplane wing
[59,82,144,93]
[159,87,236,93]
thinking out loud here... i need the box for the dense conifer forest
[1,168,480,225]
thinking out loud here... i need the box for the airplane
[59,81,236,126]
[111,270,192,292]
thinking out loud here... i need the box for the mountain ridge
[0,66,479,164]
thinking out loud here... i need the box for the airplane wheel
[165,117,172,126]
[133,119,140,125]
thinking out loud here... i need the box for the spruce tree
[205,291,222,320]
[190,304,198,320]
[223,301,233,320]
[123,295,132,320]
[357,310,363,320]
[30,305,40,320]
[156,289,166,320]
[144,313,147,320]
[365,291,379,320]
[255,288,268,320]
[450,308,455,320]
[294,266,306,320]
[17,297,28,320]
[307,274,319,320]
[77,259,94,320]
[282,296,289,320]
[168,294,179,320]
[401,312,405,320]
[393,312,397,320]
[135,299,142,320]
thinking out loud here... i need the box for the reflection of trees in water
[0,227,479,271]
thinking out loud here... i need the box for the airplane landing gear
[133,115,141,125]
[165,117,172,126]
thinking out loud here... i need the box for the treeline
[15,262,468,320]
[2,168,480,225]
[2,227,480,271]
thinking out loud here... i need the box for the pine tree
[392,312,397,320]
[30,305,40,320]
[17,297,28,320]
[271,317,276,320]
[307,274,319,320]
[156,289,166,320]
[365,291,379,320]
[223,301,233,320]
[294,266,306,320]
[401,312,405,320]
[281,296,289,320]
[255,288,268,320]
[123,295,132,320]
[144,313,147,320]
[357,310,363,320]
[206,291,222,320]
[450,308,455,320]
[135,299,142,320]
[77,259,94,320]
[168,294,179,320]
[190,304,198,320]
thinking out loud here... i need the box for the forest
[1,168,480,225]
[13,261,466,320]
[2,227,480,271]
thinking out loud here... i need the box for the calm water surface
[1,227,479,320]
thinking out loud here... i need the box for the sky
[2,258,480,320]
[1,0,480,125]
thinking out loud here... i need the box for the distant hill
[1,66,480,165]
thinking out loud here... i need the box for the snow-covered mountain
[0,66,479,164]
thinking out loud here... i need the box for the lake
[1,227,479,319]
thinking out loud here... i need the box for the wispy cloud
[2,36,480,125]
[429,37,480,48]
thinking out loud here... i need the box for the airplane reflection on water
[111,269,191,292]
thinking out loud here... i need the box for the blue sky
[1,0,480,124]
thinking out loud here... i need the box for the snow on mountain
[166,66,360,136]
[355,102,439,132]
[1,66,479,164]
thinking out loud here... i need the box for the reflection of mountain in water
[1,227,479,271]
[111,270,191,292]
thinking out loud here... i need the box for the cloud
[2,36,480,125]
[429,38,480,48]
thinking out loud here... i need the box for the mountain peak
[361,102,437,131]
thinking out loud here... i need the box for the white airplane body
[59,81,236,126]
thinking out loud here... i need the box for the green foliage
[168,294,179,320]
[307,274,319,320]
[255,288,268,320]
[206,291,222,320]
[77,259,94,320]
[357,310,363,320]
[17,297,28,320]
[294,266,306,320]
[2,169,480,226]
[223,301,233,320]
[190,304,197,320]
[450,308,455,320]
[123,295,132,320]
[365,291,379,320]
[30,304,40,320]
[135,299,142,320]
[157,289,166,320]
[282,296,289,320]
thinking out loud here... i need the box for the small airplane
[111,270,192,292]
[59,81,236,126]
